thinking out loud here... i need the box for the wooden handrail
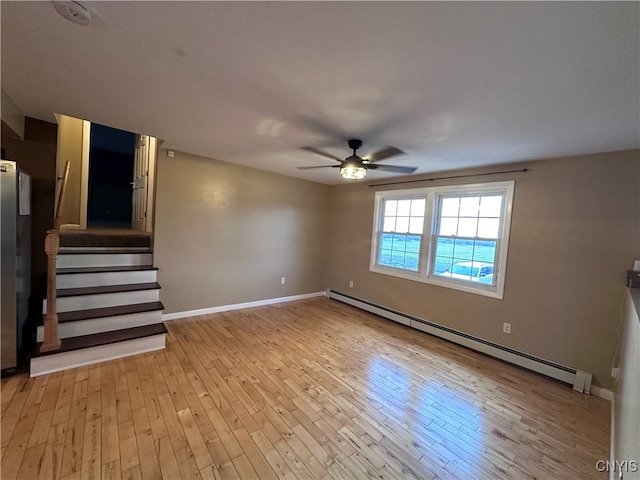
[40,161,71,353]
[53,161,71,231]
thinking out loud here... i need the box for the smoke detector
[53,1,92,27]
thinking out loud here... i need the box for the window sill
[370,265,505,299]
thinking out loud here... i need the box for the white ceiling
[2,1,638,185]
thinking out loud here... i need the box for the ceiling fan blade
[365,146,406,163]
[300,146,343,163]
[296,165,341,170]
[367,164,417,174]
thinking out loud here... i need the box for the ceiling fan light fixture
[340,163,367,180]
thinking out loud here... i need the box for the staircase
[30,231,166,377]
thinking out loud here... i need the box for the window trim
[370,181,515,299]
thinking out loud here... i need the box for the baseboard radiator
[328,290,593,394]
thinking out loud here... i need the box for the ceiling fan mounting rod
[347,138,363,154]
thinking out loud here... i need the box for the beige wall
[153,150,329,314]
[1,88,25,139]
[325,150,639,389]
[55,115,85,226]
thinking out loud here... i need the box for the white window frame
[370,180,515,299]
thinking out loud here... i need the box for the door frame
[131,134,158,233]
[54,116,90,230]
[144,136,157,232]
[55,116,157,232]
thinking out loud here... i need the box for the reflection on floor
[0,297,610,479]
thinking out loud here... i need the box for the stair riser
[43,289,160,313]
[30,334,166,377]
[36,310,163,342]
[57,253,153,269]
[57,270,157,289]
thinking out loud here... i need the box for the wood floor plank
[232,426,277,478]
[101,459,122,480]
[174,446,203,480]
[41,423,68,480]
[80,417,101,479]
[155,435,181,480]
[177,407,213,470]
[117,420,139,472]
[58,396,87,479]
[2,298,611,480]
[204,407,245,461]
[17,442,47,480]
[1,432,31,480]
[273,438,318,480]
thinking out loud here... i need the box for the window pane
[378,233,421,272]
[397,200,411,216]
[411,199,426,216]
[391,234,406,250]
[460,196,480,217]
[434,256,453,274]
[439,218,458,236]
[384,200,397,216]
[457,218,478,237]
[478,218,499,238]
[391,252,405,267]
[378,249,392,266]
[378,194,425,273]
[396,216,409,233]
[471,240,496,264]
[406,236,421,253]
[441,197,459,217]
[383,216,396,232]
[380,233,393,250]
[479,195,502,217]
[409,216,423,234]
[451,264,477,277]
[453,238,474,260]
[405,253,419,271]
[435,237,453,257]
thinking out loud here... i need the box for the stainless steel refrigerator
[1,159,31,374]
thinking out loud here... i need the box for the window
[377,198,425,272]
[370,181,514,299]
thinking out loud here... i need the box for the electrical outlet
[611,367,620,379]
[349,280,354,288]
[503,322,511,334]
[280,276,285,285]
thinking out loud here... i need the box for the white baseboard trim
[590,385,614,401]
[162,291,326,321]
[608,392,616,480]
[30,334,166,377]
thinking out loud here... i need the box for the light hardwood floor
[1,297,610,479]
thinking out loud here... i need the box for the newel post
[40,229,61,352]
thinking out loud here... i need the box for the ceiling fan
[297,139,417,179]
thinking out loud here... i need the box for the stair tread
[57,265,158,274]
[57,282,161,297]
[34,323,167,358]
[39,301,165,325]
